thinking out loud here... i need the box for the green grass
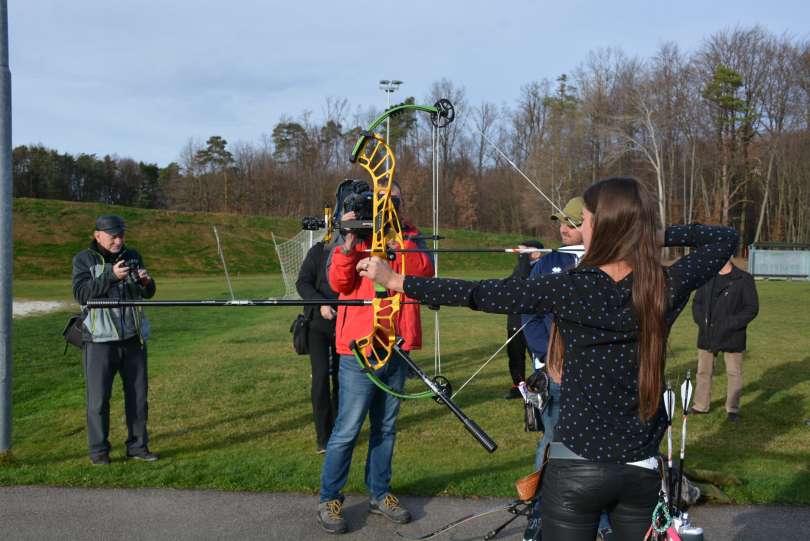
[12,197,547,279]
[664,281,810,504]
[4,272,810,504]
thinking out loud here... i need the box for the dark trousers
[541,459,659,541]
[308,327,339,448]
[82,337,149,458]
[506,323,528,386]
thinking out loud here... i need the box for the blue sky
[9,0,810,166]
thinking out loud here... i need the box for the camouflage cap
[550,197,584,227]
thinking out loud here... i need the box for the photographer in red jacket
[317,181,433,534]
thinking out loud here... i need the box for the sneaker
[369,493,411,524]
[318,498,348,534]
[597,526,615,541]
[126,449,160,462]
[504,386,522,400]
[522,516,541,541]
[90,453,110,466]
[727,412,740,422]
[316,447,327,455]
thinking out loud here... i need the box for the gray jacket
[72,242,156,343]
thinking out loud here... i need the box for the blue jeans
[533,380,611,532]
[319,351,407,502]
[534,381,561,471]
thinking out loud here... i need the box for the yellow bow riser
[353,134,406,371]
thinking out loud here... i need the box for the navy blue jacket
[521,250,578,360]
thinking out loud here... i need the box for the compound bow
[342,99,496,452]
[345,100,453,377]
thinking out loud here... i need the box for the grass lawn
[3,272,810,504]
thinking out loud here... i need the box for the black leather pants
[540,458,660,541]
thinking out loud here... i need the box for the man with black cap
[72,215,158,465]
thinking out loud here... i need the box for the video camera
[341,180,373,222]
[300,180,376,239]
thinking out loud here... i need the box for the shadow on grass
[152,396,304,440]
[689,357,810,503]
[704,356,810,421]
[157,410,313,457]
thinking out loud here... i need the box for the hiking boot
[522,516,541,541]
[126,449,160,462]
[727,412,740,423]
[90,453,110,466]
[318,498,348,534]
[369,493,411,524]
[504,386,522,400]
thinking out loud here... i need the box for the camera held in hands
[116,256,142,285]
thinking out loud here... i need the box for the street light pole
[378,79,402,144]
[0,0,12,455]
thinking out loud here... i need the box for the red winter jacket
[329,225,434,355]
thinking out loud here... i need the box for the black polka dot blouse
[404,224,738,463]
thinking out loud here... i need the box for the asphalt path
[1,486,809,540]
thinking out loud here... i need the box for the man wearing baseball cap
[550,196,585,232]
[71,215,158,465]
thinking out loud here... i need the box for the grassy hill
[13,198,545,280]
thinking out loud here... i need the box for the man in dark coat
[503,239,544,399]
[296,240,340,454]
[691,259,759,422]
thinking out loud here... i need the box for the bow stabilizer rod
[392,341,497,453]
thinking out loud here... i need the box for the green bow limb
[349,99,455,163]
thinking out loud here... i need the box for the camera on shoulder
[342,180,373,221]
[340,180,374,238]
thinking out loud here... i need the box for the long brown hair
[547,177,667,420]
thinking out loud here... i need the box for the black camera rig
[301,180,379,240]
